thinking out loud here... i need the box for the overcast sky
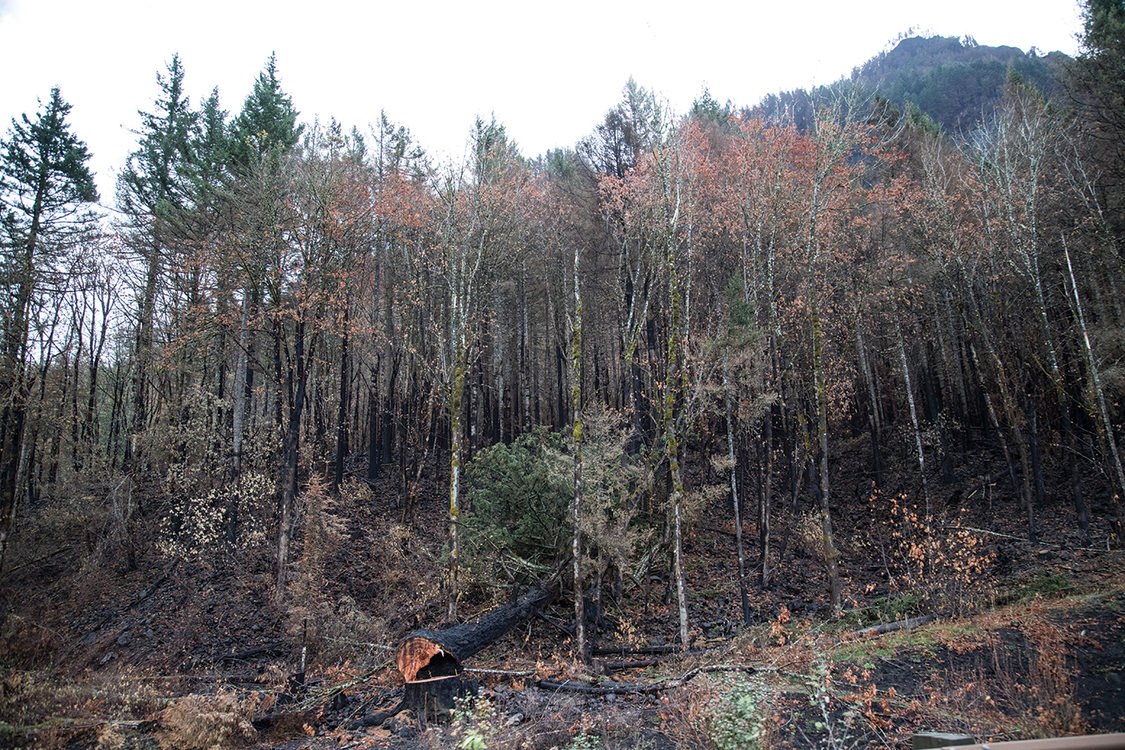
[0,0,1084,205]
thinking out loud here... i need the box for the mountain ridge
[753,34,1070,134]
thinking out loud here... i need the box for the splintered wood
[396,636,454,683]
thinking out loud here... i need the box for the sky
[0,0,1085,205]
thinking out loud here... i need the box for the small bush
[863,489,996,615]
[838,591,924,630]
[708,675,778,750]
[1017,571,1073,602]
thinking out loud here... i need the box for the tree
[0,87,97,570]
[432,117,527,621]
[117,55,199,469]
[228,53,304,168]
[794,93,876,616]
[1071,0,1125,239]
[273,124,374,592]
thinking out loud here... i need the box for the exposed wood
[395,582,557,683]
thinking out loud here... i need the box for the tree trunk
[276,319,308,594]
[447,350,466,622]
[724,350,751,623]
[1065,243,1125,542]
[896,318,931,519]
[812,296,841,616]
[570,245,586,661]
[333,317,349,495]
[396,583,557,718]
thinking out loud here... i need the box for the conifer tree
[0,87,97,570]
[228,53,303,167]
[117,55,199,468]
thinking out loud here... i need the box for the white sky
[0,0,1084,205]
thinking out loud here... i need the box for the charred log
[394,583,557,720]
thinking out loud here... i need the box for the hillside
[756,35,1070,133]
[2,7,1125,750]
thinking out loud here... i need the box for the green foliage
[189,88,230,209]
[1081,0,1125,61]
[462,404,652,597]
[117,55,197,221]
[564,729,602,750]
[451,695,498,750]
[580,77,661,177]
[228,52,303,166]
[563,402,653,586]
[1,86,97,360]
[691,86,732,128]
[1024,571,1074,598]
[1000,570,1075,605]
[463,428,570,589]
[906,101,941,136]
[707,675,776,750]
[1,87,97,217]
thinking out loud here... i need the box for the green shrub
[708,675,776,750]
[463,428,570,591]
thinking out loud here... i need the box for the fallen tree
[392,582,559,720]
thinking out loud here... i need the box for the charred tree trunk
[395,583,557,719]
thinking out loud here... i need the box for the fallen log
[604,658,660,671]
[840,614,935,642]
[591,644,684,657]
[394,583,558,720]
[221,644,285,664]
[536,664,768,696]
[536,678,663,695]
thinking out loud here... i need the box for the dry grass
[0,665,171,749]
[153,690,268,749]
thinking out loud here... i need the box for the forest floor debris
[2,466,1123,748]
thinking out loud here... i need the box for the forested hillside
[2,3,1124,748]
[757,34,1069,133]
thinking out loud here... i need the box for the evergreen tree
[117,55,199,468]
[117,54,198,224]
[0,87,97,569]
[191,88,230,210]
[1072,0,1125,237]
[228,53,303,167]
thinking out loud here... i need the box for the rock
[505,712,524,726]
[117,631,131,646]
[100,651,116,665]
